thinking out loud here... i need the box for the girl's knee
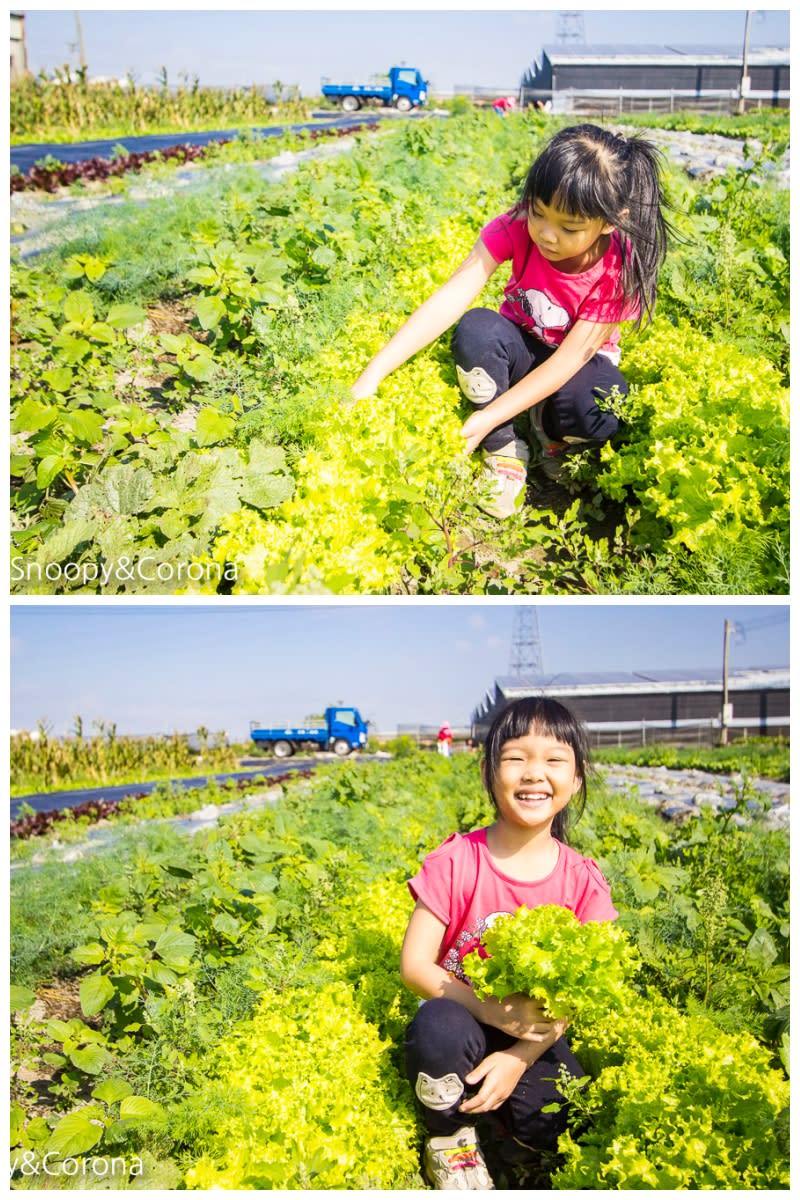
[407,997,476,1042]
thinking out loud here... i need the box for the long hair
[482,696,589,843]
[515,123,672,326]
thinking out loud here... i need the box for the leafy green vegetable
[464,903,639,1022]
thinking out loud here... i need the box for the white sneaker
[479,438,529,518]
[423,1125,495,1190]
[529,406,589,482]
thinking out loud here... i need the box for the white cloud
[467,613,488,630]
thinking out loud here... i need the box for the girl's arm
[460,317,619,452]
[400,900,557,1042]
[351,239,500,400]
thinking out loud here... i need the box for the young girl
[399,696,616,1189]
[351,123,670,517]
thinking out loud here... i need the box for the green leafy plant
[464,903,640,1023]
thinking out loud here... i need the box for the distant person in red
[437,723,453,757]
[492,95,516,116]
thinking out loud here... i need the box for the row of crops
[10,753,789,1188]
[10,109,789,593]
[10,71,310,143]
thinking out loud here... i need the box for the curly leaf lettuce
[464,903,639,1022]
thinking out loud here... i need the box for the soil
[13,976,102,1116]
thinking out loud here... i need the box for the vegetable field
[10,110,788,593]
[10,753,788,1188]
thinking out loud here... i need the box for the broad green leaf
[145,961,179,987]
[71,942,107,966]
[36,455,67,489]
[106,302,147,329]
[46,1018,81,1042]
[42,1052,67,1068]
[240,470,294,511]
[103,464,155,515]
[10,984,37,1011]
[69,1043,112,1074]
[746,928,778,966]
[194,407,236,446]
[159,509,189,540]
[12,398,59,433]
[212,912,243,940]
[154,926,197,970]
[89,321,116,344]
[35,518,96,567]
[55,334,92,364]
[248,441,287,473]
[119,1095,166,1121]
[42,366,74,393]
[23,1116,51,1149]
[311,245,337,268]
[182,354,215,382]
[79,972,116,1017]
[186,266,218,286]
[92,1078,134,1104]
[194,294,226,330]
[83,256,108,282]
[61,408,105,444]
[63,290,95,326]
[46,1108,105,1157]
[159,331,187,353]
[10,1101,26,1145]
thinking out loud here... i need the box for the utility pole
[720,619,733,745]
[737,9,752,115]
[74,11,87,71]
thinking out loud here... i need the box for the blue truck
[249,706,369,758]
[321,66,429,112]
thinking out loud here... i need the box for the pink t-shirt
[408,828,618,982]
[481,211,639,364]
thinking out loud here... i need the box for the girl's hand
[459,1051,527,1114]
[491,993,558,1041]
[350,365,382,401]
[460,409,494,455]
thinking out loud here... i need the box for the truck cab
[388,67,428,110]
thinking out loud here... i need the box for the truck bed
[251,726,326,739]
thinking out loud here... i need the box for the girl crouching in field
[352,123,670,517]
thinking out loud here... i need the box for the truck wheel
[395,96,413,112]
[273,740,294,758]
[332,738,352,757]
[341,95,361,112]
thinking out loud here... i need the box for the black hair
[515,123,672,327]
[482,696,589,843]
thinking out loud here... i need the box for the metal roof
[541,44,789,67]
[493,667,789,697]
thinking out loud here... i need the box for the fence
[584,718,789,749]
[449,84,788,115]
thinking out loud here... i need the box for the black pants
[404,997,583,1151]
[452,307,626,454]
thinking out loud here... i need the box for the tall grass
[11,68,310,143]
[11,719,244,794]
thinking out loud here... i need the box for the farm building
[521,44,789,111]
[471,667,789,746]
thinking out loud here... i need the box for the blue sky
[21,6,789,96]
[10,603,789,736]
